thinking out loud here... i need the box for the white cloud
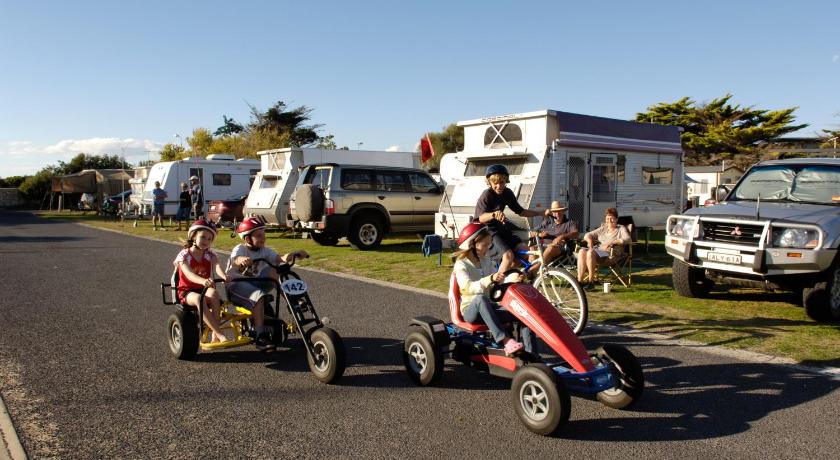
[385,145,401,152]
[1,137,164,177]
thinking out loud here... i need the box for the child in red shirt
[174,219,229,343]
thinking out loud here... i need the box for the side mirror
[716,186,729,202]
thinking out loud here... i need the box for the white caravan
[244,147,421,225]
[435,110,684,244]
[143,154,260,216]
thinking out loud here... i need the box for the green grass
[39,211,840,367]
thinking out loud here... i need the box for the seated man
[577,207,631,291]
[528,200,579,273]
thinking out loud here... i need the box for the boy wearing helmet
[225,216,309,351]
[173,219,229,343]
[475,164,548,275]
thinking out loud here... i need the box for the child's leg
[462,296,511,344]
[252,297,264,329]
[204,288,228,342]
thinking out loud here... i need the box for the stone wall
[0,188,26,208]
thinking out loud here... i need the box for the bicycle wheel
[533,268,588,335]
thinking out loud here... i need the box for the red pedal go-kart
[402,270,644,435]
[161,257,346,384]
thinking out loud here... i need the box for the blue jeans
[462,295,534,353]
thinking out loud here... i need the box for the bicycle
[510,220,588,335]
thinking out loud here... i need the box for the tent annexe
[50,169,134,210]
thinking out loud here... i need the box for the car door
[408,171,442,228]
[374,170,413,229]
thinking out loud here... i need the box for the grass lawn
[39,210,840,367]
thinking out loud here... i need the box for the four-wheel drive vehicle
[665,158,840,321]
[288,164,443,250]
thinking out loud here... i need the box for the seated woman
[453,221,533,356]
[576,207,631,291]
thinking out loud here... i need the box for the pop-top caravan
[244,148,420,225]
[435,110,683,245]
[143,154,260,216]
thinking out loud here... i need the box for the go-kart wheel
[596,345,644,409]
[511,364,571,436]
[305,327,346,384]
[403,330,443,386]
[168,309,199,360]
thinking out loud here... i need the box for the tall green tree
[820,128,840,149]
[635,94,807,167]
[418,123,464,171]
[247,101,322,147]
[214,115,244,137]
[186,128,214,156]
[57,153,127,174]
[158,143,187,162]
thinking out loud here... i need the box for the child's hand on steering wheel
[203,278,214,288]
[492,272,505,283]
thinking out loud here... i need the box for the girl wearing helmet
[475,164,548,276]
[224,216,309,351]
[173,219,229,343]
[452,222,533,356]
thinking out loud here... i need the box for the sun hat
[549,200,568,212]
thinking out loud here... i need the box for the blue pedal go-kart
[403,270,644,435]
[161,257,346,384]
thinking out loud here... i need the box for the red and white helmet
[457,221,487,250]
[188,218,217,238]
[236,216,266,239]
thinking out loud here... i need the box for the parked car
[207,193,248,227]
[665,157,840,322]
[288,164,443,250]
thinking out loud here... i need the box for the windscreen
[733,164,840,204]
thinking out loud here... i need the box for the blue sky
[1,0,838,177]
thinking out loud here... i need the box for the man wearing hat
[189,175,203,219]
[529,200,579,269]
[152,180,168,231]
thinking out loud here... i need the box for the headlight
[669,218,697,237]
[774,228,819,248]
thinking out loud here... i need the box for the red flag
[420,133,435,163]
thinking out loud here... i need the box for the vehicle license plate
[707,252,741,265]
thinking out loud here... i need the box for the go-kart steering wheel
[489,269,525,302]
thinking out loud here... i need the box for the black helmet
[485,164,509,178]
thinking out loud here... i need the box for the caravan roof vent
[206,154,236,161]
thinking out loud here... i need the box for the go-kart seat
[448,272,489,332]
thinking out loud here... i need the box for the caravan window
[259,176,278,189]
[483,123,523,148]
[464,158,527,177]
[212,174,231,186]
[642,167,673,185]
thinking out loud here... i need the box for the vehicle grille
[700,221,764,246]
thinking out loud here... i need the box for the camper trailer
[435,110,684,245]
[143,154,260,216]
[244,147,421,225]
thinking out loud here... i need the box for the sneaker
[255,333,275,352]
[503,340,524,356]
[584,283,596,292]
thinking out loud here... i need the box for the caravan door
[588,154,617,229]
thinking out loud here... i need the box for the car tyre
[168,309,199,360]
[511,364,571,435]
[803,266,840,322]
[595,344,644,409]
[295,184,325,222]
[672,259,714,298]
[305,327,346,384]
[348,214,383,250]
[403,329,444,386]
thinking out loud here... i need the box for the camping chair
[574,216,635,288]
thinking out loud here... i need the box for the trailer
[244,147,421,225]
[435,110,683,245]
[143,154,260,216]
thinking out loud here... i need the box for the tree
[315,134,337,150]
[0,176,27,188]
[186,128,214,156]
[247,101,322,147]
[158,143,186,162]
[635,94,807,167]
[418,123,464,172]
[820,128,840,149]
[214,115,244,137]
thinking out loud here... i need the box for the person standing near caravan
[175,182,191,231]
[474,164,546,275]
[152,181,168,231]
[189,175,203,218]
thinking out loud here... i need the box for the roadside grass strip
[38,211,840,368]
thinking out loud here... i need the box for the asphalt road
[1,211,838,459]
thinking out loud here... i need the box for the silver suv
[288,164,442,250]
[665,158,840,321]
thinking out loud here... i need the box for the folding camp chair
[573,216,635,288]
